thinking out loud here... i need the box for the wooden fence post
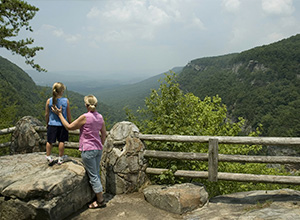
[208,138,218,182]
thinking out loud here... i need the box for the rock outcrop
[143,183,208,214]
[10,116,46,154]
[185,188,300,220]
[0,153,93,220]
[100,121,148,194]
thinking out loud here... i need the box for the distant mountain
[26,70,157,95]
[92,67,184,119]
[177,34,300,137]
[0,56,117,128]
[0,56,41,122]
[3,33,299,137]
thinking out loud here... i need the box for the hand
[51,105,62,115]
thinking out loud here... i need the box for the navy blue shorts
[47,125,69,143]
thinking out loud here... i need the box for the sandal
[88,200,106,209]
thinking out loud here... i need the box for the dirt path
[66,192,183,220]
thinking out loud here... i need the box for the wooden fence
[140,134,300,185]
[1,126,300,185]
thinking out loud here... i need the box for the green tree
[127,72,291,197]
[0,89,17,155]
[0,0,45,72]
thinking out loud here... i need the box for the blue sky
[1,0,300,79]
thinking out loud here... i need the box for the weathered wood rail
[140,134,300,184]
[1,126,300,185]
[0,126,16,148]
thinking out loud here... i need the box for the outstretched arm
[100,122,107,145]
[66,99,72,123]
[52,106,86,130]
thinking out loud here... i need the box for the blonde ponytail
[84,95,98,111]
[52,82,65,105]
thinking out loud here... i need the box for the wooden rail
[140,134,300,185]
[0,127,15,148]
[1,126,300,185]
[139,134,300,145]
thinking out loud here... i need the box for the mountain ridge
[178,34,300,136]
[1,34,299,137]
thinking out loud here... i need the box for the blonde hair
[84,94,98,111]
[52,82,65,105]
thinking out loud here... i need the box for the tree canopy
[178,34,300,137]
[0,0,45,71]
[126,73,293,197]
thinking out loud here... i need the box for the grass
[244,200,273,212]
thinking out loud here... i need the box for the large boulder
[10,116,45,154]
[100,121,148,194]
[0,153,94,220]
[143,183,209,214]
[185,189,300,220]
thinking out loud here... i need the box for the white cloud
[100,1,170,26]
[267,32,286,42]
[53,28,64,37]
[222,0,241,12]
[41,24,82,44]
[85,0,207,44]
[262,0,295,15]
[87,6,101,19]
[6,0,299,74]
[191,16,206,30]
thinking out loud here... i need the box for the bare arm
[100,121,107,145]
[52,106,86,130]
[66,99,72,123]
[45,99,50,125]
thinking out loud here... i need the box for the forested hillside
[2,33,299,136]
[0,56,41,126]
[0,56,117,128]
[93,67,183,120]
[178,34,300,137]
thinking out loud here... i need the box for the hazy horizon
[1,0,299,80]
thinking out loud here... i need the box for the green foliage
[0,88,16,156]
[0,0,45,71]
[0,55,117,157]
[96,67,183,122]
[127,72,290,196]
[178,34,300,137]
[51,147,81,158]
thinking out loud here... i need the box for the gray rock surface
[185,188,300,220]
[143,183,208,214]
[100,121,148,194]
[0,152,94,220]
[10,116,46,154]
[67,189,300,220]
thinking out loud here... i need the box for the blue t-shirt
[48,97,68,126]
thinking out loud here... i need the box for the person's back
[45,82,71,166]
[48,97,68,126]
[79,111,104,151]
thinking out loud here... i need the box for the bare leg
[96,192,104,202]
[46,142,52,156]
[58,142,64,157]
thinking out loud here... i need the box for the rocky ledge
[0,153,93,220]
[185,188,300,220]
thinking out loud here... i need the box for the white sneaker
[46,156,53,163]
[58,156,63,165]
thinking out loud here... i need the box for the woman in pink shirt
[52,94,107,209]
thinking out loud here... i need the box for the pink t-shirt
[79,111,104,151]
